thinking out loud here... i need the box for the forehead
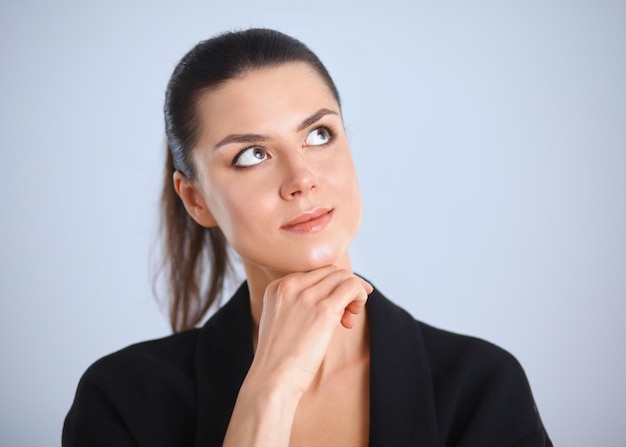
[195,63,340,143]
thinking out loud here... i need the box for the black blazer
[63,283,552,446]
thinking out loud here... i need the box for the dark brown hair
[161,28,341,332]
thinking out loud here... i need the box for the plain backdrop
[1,1,625,445]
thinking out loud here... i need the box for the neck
[314,307,370,385]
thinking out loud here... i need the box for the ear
[173,171,218,228]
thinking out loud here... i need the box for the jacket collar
[194,283,254,447]
[367,287,440,446]
[194,282,439,447]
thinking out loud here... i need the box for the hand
[251,266,373,397]
[223,266,372,446]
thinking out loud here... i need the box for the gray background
[1,0,625,445]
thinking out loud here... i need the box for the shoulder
[63,285,254,447]
[367,288,551,445]
[419,321,549,445]
[63,329,200,447]
[84,327,200,383]
[419,322,550,446]
[418,319,526,386]
[369,289,536,405]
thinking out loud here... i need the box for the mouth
[281,208,334,233]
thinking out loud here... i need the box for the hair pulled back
[161,28,341,332]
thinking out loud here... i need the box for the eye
[305,127,332,146]
[233,146,268,167]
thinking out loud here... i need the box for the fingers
[267,267,371,307]
[251,268,372,396]
[296,269,371,322]
[360,277,374,295]
[264,265,340,306]
[262,267,372,335]
[319,274,368,328]
[268,265,339,292]
[341,297,367,329]
[303,269,355,304]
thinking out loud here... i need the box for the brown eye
[305,127,332,146]
[233,147,268,167]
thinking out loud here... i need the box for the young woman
[63,28,552,446]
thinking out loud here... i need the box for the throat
[310,315,370,389]
[290,349,371,447]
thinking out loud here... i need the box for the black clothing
[63,283,552,446]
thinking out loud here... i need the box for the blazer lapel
[192,282,440,446]
[368,288,440,446]
[194,282,254,447]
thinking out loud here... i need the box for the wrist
[240,364,304,410]
[224,372,301,447]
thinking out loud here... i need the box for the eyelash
[231,145,266,168]
[309,125,335,145]
[230,125,336,168]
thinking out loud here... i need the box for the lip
[281,208,334,233]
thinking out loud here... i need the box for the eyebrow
[213,108,339,150]
[296,108,338,132]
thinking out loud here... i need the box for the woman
[63,28,552,446]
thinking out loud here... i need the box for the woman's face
[185,62,362,277]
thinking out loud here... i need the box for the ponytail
[160,147,230,332]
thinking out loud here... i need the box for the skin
[174,62,371,446]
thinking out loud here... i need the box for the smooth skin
[174,62,371,446]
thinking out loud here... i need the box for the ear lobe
[172,171,218,228]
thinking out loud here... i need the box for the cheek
[346,167,363,229]
[331,153,361,201]
[203,178,276,243]
[326,154,363,230]
[348,180,363,232]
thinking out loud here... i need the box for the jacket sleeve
[62,340,197,447]
[452,347,553,447]
[420,323,552,447]
[62,363,138,447]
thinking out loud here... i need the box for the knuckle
[334,268,352,281]
[265,280,279,295]
[345,275,359,285]
[317,299,339,319]
[277,277,297,297]
[299,288,317,305]
[342,276,361,292]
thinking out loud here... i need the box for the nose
[279,153,317,200]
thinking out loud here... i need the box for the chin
[241,237,354,276]
[287,243,351,272]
